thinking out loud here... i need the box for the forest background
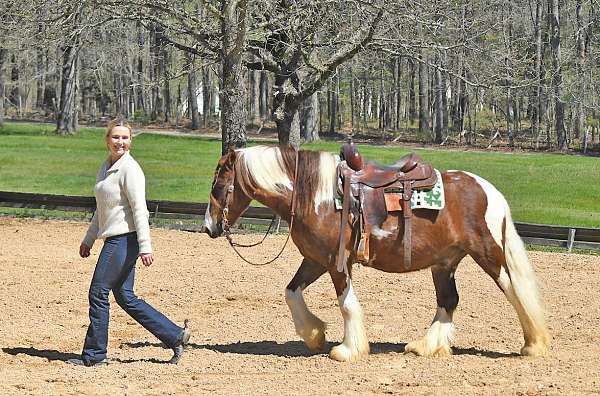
[0,0,599,154]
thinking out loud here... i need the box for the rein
[222,149,299,266]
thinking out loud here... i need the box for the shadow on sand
[2,340,517,364]
[119,340,518,359]
[2,347,80,362]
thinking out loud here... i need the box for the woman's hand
[139,253,154,267]
[79,243,91,258]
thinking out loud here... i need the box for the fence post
[567,228,576,252]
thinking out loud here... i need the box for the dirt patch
[1,217,599,395]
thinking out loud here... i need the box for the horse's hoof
[432,345,453,357]
[330,344,355,362]
[304,328,326,352]
[405,339,452,357]
[329,343,368,362]
[404,339,426,356]
[520,342,548,357]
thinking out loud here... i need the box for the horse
[202,145,550,362]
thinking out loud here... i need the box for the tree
[186,52,200,129]
[246,1,384,148]
[549,0,567,150]
[0,49,7,127]
[220,0,248,152]
[4,0,600,152]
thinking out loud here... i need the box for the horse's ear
[226,146,237,167]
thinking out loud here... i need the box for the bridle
[218,149,300,266]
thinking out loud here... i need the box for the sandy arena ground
[0,217,599,395]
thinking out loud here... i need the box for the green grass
[300,142,600,228]
[1,122,598,228]
[0,123,223,201]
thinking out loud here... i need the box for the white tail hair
[501,205,550,354]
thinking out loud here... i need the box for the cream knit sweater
[82,152,152,253]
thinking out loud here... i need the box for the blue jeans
[82,232,182,364]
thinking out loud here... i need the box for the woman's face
[106,126,132,160]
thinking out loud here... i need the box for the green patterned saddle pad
[335,169,445,211]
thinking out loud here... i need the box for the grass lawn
[0,122,598,228]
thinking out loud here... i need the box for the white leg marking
[285,288,326,352]
[330,279,369,362]
[405,307,455,357]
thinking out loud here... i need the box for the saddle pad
[383,169,445,212]
[334,169,445,212]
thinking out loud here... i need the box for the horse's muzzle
[201,224,222,238]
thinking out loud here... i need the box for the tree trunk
[395,57,402,131]
[433,59,443,144]
[361,71,368,129]
[574,0,586,141]
[186,53,200,130]
[473,86,479,145]
[418,52,430,135]
[505,49,514,148]
[36,49,46,111]
[150,24,164,122]
[549,0,567,150]
[507,86,514,147]
[114,73,123,115]
[276,102,300,148]
[301,92,319,142]
[460,82,468,144]
[441,54,449,136]
[271,65,302,148]
[533,0,543,146]
[9,54,21,116]
[248,70,261,126]
[319,89,326,134]
[408,58,417,121]
[56,44,79,135]
[43,51,58,112]
[136,23,146,116]
[328,79,338,135]
[162,47,171,123]
[35,7,48,111]
[0,49,7,127]
[378,66,385,133]
[259,71,269,123]
[202,67,211,127]
[349,62,356,133]
[220,0,248,153]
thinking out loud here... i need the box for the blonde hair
[106,118,133,137]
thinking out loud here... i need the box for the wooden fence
[1,191,598,251]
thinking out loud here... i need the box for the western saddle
[336,140,437,272]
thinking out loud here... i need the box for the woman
[68,120,190,367]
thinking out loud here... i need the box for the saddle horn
[340,137,364,171]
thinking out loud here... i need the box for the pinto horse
[203,145,550,362]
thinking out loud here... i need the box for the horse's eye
[212,181,224,197]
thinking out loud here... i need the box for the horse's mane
[236,145,338,215]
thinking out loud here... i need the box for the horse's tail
[501,205,550,355]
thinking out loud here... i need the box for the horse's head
[203,149,252,238]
